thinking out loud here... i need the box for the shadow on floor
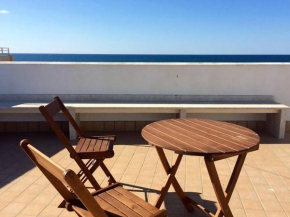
[0,131,147,189]
[1,130,288,216]
[0,132,65,189]
[86,131,149,145]
[258,131,290,144]
[120,182,217,217]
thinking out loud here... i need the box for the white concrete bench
[0,95,288,140]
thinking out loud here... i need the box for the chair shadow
[0,131,147,191]
[120,182,217,217]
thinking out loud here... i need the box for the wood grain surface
[142,118,260,156]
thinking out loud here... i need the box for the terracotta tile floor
[1,131,290,217]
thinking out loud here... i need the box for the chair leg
[100,162,116,184]
[80,160,104,184]
[77,159,116,186]
[77,159,95,179]
[74,157,101,190]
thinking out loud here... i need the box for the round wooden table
[141,118,260,217]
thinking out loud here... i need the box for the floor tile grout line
[99,145,127,186]
[16,149,71,216]
[0,145,71,214]
[267,145,290,191]
[0,166,31,196]
[124,145,149,190]
[249,151,288,217]
[147,147,161,203]
[1,186,51,216]
[21,146,72,216]
[131,145,156,201]
[2,133,290,217]
[258,146,290,217]
[118,144,142,186]
[241,153,270,217]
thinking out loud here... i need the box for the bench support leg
[68,109,80,140]
[179,109,187,118]
[266,109,286,139]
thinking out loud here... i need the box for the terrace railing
[0,47,10,56]
[0,47,13,61]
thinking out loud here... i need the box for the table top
[141,118,260,156]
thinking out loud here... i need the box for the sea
[11,54,290,62]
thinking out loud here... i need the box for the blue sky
[1,0,290,54]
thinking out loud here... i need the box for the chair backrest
[20,139,107,217]
[40,96,84,137]
[39,96,84,157]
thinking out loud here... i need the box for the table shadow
[120,182,217,217]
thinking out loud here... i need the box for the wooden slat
[183,119,257,145]
[141,118,260,156]
[75,138,86,152]
[181,119,257,146]
[94,196,125,216]
[193,119,258,140]
[146,126,209,153]
[80,138,91,152]
[149,210,167,217]
[100,140,110,152]
[148,124,227,153]
[152,122,237,153]
[65,170,107,217]
[142,130,200,153]
[44,98,62,117]
[94,139,103,152]
[167,120,252,149]
[57,96,84,138]
[114,187,159,214]
[87,139,97,152]
[205,119,259,136]
[107,189,152,217]
[98,192,142,217]
[71,206,92,217]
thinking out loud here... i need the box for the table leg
[215,154,247,217]
[155,147,194,212]
[205,153,247,217]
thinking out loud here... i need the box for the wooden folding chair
[20,139,167,217]
[39,96,116,190]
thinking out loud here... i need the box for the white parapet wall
[0,62,290,120]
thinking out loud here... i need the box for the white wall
[0,62,290,120]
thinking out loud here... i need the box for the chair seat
[75,136,115,159]
[71,184,167,217]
